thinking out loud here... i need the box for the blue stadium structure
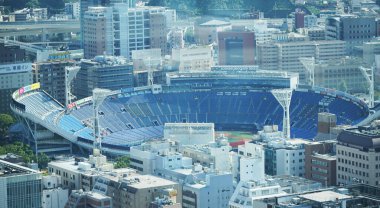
[11,71,370,156]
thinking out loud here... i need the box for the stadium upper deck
[11,72,369,155]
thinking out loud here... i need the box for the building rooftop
[300,190,351,202]
[338,125,380,148]
[0,159,39,177]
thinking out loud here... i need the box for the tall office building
[73,55,133,99]
[336,125,380,187]
[295,9,305,29]
[82,6,109,59]
[0,160,42,208]
[82,4,170,59]
[33,60,75,105]
[218,26,255,65]
[326,14,377,54]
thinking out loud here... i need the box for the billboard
[17,82,40,97]
[0,63,31,75]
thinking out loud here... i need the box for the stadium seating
[17,88,368,150]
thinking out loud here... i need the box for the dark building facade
[218,26,255,65]
[326,14,377,53]
[295,9,305,29]
[0,43,26,64]
[304,141,336,186]
[73,56,134,99]
[33,60,75,105]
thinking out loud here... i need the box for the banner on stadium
[18,82,40,96]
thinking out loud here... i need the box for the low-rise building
[229,175,322,208]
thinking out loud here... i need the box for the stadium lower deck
[14,88,369,152]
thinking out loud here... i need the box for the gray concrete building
[325,14,377,54]
[73,56,133,99]
[0,159,42,208]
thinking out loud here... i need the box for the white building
[129,141,192,174]
[83,4,172,59]
[264,139,311,177]
[42,175,68,208]
[182,172,234,208]
[181,139,232,172]
[167,28,185,50]
[172,45,214,72]
[164,123,215,145]
[237,142,265,182]
[229,175,322,208]
[65,2,80,19]
[47,151,113,191]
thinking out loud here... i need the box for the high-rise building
[65,2,81,19]
[218,26,255,65]
[325,14,377,54]
[82,6,109,59]
[295,9,305,29]
[33,60,76,105]
[82,4,171,59]
[73,55,133,99]
[336,125,380,187]
[0,160,42,208]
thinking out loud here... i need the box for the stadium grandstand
[10,69,370,156]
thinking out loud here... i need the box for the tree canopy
[0,142,51,169]
[0,114,15,139]
[114,156,130,169]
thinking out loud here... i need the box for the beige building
[172,45,214,72]
[83,7,108,59]
[194,19,231,44]
[95,172,181,208]
[257,40,346,82]
[336,126,380,187]
[314,57,367,93]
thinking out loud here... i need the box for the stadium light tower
[299,57,315,87]
[92,88,112,153]
[272,89,293,139]
[359,66,374,108]
[65,66,80,107]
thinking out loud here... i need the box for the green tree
[26,0,40,8]
[0,114,15,138]
[114,156,130,169]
